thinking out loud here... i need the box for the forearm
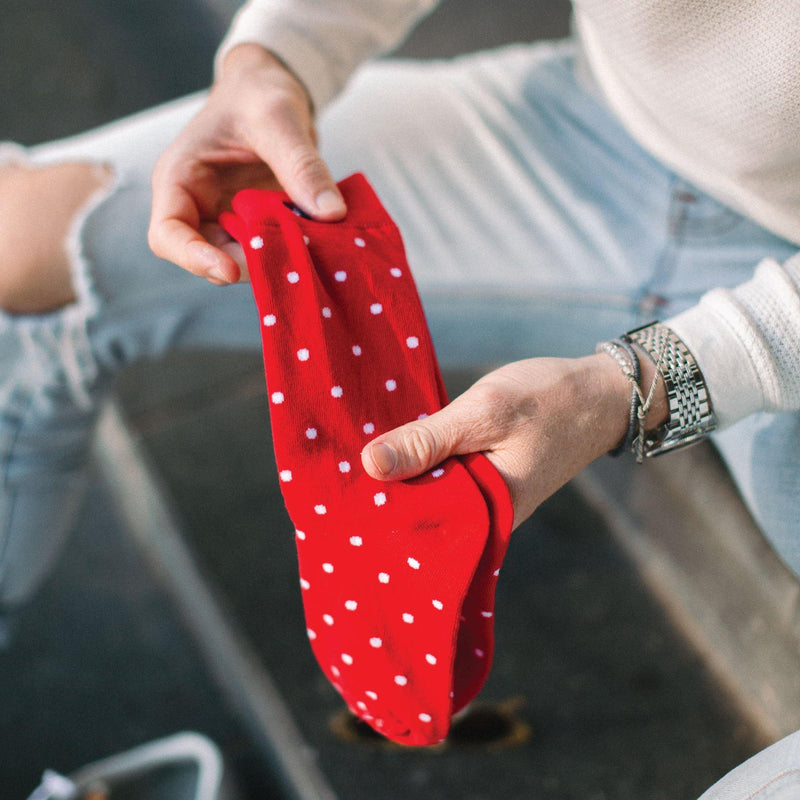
[215,0,440,112]
[665,252,800,428]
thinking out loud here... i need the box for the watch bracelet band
[624,321,717,457]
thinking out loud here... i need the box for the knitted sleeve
[214,0,438,112]
[666,253,800,429]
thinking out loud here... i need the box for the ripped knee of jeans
[0,148,114,315]
[0,144,117,410]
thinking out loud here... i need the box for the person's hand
[148,44,346,284]
[361,353,669,529]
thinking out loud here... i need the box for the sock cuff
[228,172,398,231]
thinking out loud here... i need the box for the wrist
[221,43,282,76]
[220,44,313,113]
[588,347,669,457]
[583,353,638,456]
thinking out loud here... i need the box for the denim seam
[0,376,34,587]
[635,175,684,318]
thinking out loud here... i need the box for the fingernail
[315,189,346,215]
[208,266,231,283]
[370,443,398,476]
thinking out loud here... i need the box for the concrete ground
[1,1,791,798]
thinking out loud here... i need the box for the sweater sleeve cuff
[215,0,437,114]
[215,4,342,111]
[665,254,800,429]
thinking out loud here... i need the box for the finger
[248,108,346,220]
[199,221,248,281]
[149,168,241,283]
[362,395,496,481]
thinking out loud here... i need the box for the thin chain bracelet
[597,336,666,463]
[596,340,640,457]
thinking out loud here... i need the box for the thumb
[361,400,488,481]
[250,110,346,220]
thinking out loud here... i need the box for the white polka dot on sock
[352,345,362,356]
[378,572,390,584]
[394,675,408,686]
[287,271,300,284]
[345,600,357,611]
[297,348,310,361]
[432,599,443,610]
[271,392,284,404]
[354,237,366,247]
[334,270,347,282]
[385,379,397,391]
[407,557,420,570]
[425,653,437,665]
[300,578,310,590]
[306,428,318,439]
[349,535,363,546]
[322,306,332,318]
[370,303,383,315]
[331,665,340,677]
[323,614,334,626]
[303,235,310,245]
[250,236,264,250]
[322,562,334,573]
[295,530,306,541]
[363,422,375,435]
[418,413,429,420]
[390,268,402,278]
[481,611,493,618]
[406,336,419,349]
[432,468,445,478]
[493,568,501,577]
[374,492,387,506]
[314,504,327,515]
[365,690,378,700]
[263,314,276,327]
[279,470,292,482]
[307,628,316,640]
[338,461,350,473]
[418,713,432,723]
[402,613,414,624]
[330,385,343,398]
[369,637,382,648]
[341,653,354,665]
[474,648,485,658]
[356,701,367,711]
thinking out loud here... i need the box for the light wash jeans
[2,40,799,796]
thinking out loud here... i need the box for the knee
[0,161,113,314]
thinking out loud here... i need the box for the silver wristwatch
[625,321,717,457]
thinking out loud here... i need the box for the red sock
[220,174,512,745]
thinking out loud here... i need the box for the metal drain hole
[330,698,530,749]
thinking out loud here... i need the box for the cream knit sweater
[217,0,800,429]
